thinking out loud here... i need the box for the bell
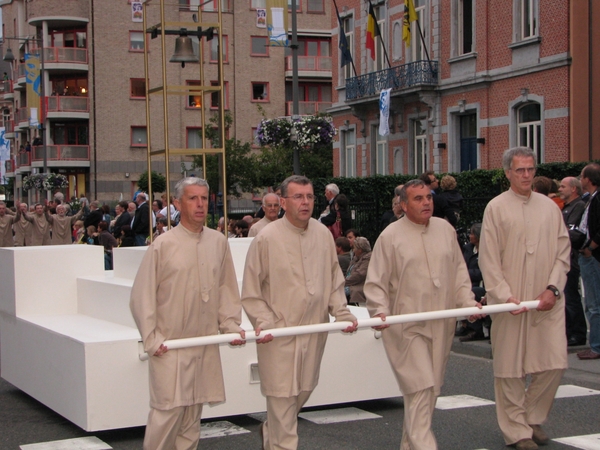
[170,36,198,68]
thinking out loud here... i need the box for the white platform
[0,240,400,432]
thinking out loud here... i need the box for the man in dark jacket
[577,164,600,360]
[558,177,587,346]
[131,193,151,246]
[419,172,457,227]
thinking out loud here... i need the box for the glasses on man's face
[512,167,536,175]
[264,203,280,209]
[284,194,315,202]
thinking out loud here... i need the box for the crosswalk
[19,384,600,449]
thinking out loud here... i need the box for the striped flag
[403,0,418,45]
[366,3,380,61]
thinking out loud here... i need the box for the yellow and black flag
[366,2,380,61]
[403,0,418,46]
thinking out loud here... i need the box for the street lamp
[3,37,48,178]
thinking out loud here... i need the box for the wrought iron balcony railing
[345,60,438,101]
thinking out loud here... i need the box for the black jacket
[585,192,600,262]
[132,202,151,236]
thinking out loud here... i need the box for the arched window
[517,103,541,162]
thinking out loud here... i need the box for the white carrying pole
[138,301,540,361]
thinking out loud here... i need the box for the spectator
[45,202,84,245]
[249,193,280,237]
[85,225,99,245]
[381,185,404,231]
[101,204,112,223]
[73,220,85,243]
[440,175,463,225]
[388,195,404,227]
[344,236,372,306]
[217,216,225,233]
[234,220,249,237]
[319,183,339,220]
[84,201,103,230]
[131,193,151,246]
[344,228,359,247]
[147,217,170,244]
[151,199,163,217]
[96,221,118,270]
[111,201,131,239]
[557,177,587,346]
[335,236,352,275]
[118,225,135,247]
[419,171,457,226]
[127,202,137,216]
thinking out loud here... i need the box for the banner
[256,9,267,28]
[0,127,9,185]
[379,88,392,137]
[266,0,288,47]
[25,53,42,128]
[132,2,143,22]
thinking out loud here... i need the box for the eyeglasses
[264,203,280,208]
[283,194,315,202]
[511,167,536,175]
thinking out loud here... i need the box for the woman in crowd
[344,236,372,306]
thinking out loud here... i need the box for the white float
[0,241,399,432]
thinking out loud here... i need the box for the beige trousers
[400,387,438,450]
[494,369,564,445]
[143,404,203,450]
[263,391,312,450]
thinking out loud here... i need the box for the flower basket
[22,173,68,191]
[257,115,336,148]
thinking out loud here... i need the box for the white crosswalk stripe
[554,433,600,450]
[20,437,112,450]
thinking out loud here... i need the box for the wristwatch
[546,285,560,298]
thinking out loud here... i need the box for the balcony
[31,145,90,168]
[44,47,89,71]
[17,108,30,128]
[345,60,439,101]
[285,56,332,78]
[2,80,14,99]
[46,95,89,119]
[16,151,31,169]
[3,120,15,138]
[5,158,15,177]
[286,101,332,116]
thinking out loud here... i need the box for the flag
[403,0,418,46]
[379,88,391,136]
[366,2,380,61]
[266,0,289,47]
[336,9,353,68]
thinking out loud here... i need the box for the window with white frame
[211,81,229,109]
[307,0,324,13]
[130,78,146,99]
[410,0,427,62]
[202,0,232,12]
[413,120,427,174]
[520,0,537,39]
[375,128,388,175]
[341,16,354,83]
[252,82,269,101]
[187,127,203,148]
[210,35,228,63]
[374,6,386,72]
[457,0,473,55]
[343,129,356,177]
[186,80,202,108]
[251,0,266,8]
[129,31,144,52]
[517,103,541,162]
[131,126,147,147]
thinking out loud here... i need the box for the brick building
[1,0,333,202]
[330,0,600,177]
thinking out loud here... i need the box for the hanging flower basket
[257,115,337,148]
[22,173,68,191]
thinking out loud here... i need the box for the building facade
[1,0,332,202]
[330,0,600,178]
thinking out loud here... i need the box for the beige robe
[241,216,357,397]
[130,225,242,410]
[479,190,570,377]
[0,214,16,247]
[23,212,51,246]
[47,210,83,245]
[365,217,476,396]
[13,214,32,246]
[248,216,273,237]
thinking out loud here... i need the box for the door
[459,113,477,171]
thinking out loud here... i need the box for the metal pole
[291,0,301,175]
[39,39,47,177]
[138,300,540,360]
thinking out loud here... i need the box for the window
[410,1,427,62]
[287,0,301,12]
[252,82,269,101]
[179,0,199,11]
[521,0,537,39]
[51,123,88,145]
[210,35,228,63]
[210,81,229,109]
[202,0,232,12]
[458,0,473,55]
[130,78,146,99]
[131,126,147,147]
[307,0,323,13]
[50,30,87,48]
[342,129,356,177]
[517,103,541,162]
[129,31,144,52]
[341,16,354,82]
[251,36,269,56]
[393,22,402,60]
[372,6,386,71]
[187,127,203,148]
[374,127,388,175]
[413,120,427,174]
[186,80,202,108]
[250,0,266,8]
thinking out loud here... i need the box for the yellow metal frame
[142,0,228,240]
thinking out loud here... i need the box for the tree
[137,170,167,194]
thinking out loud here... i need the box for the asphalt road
[2,341,600,450]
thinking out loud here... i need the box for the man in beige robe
[479,147,570,450]
[248,192,280,237]
[364,179,480,450]
[0,201,17,247]
[45,203,84,245]
[242,175,357,450]
[130,177,245,450]
[13,202,32,246]
[16,202,51,246]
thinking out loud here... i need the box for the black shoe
[459,331,486,342]
[567,337,587,347]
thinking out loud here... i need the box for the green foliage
[138,170,167,194]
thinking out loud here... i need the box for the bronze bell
[170,36,198,68]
